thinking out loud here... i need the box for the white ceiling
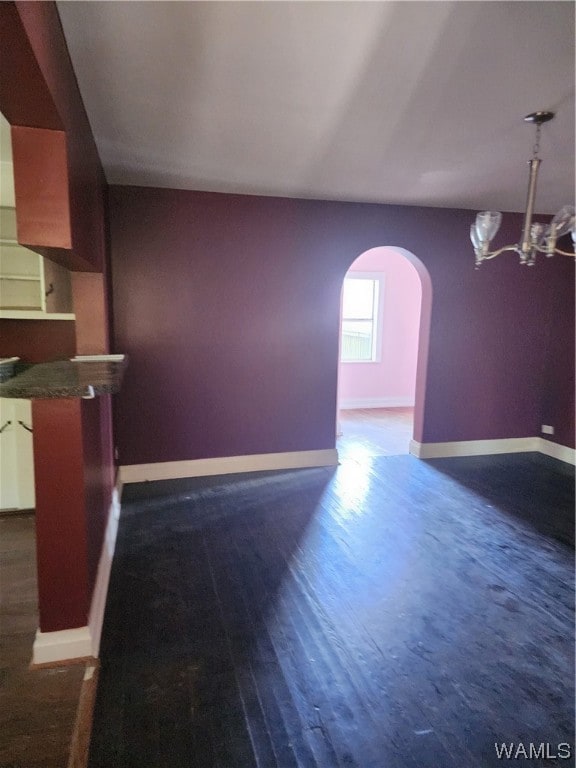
[57,1,575,213]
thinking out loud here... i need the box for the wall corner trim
[88,484,122,658]
[31,481,122,665]
[32,626,92,666]
[538,438,576,465]
[120,448,339,485]
[409,437,575,465]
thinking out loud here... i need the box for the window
[340,274,383,362]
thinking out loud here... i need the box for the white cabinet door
[0,399,19,510]
[0,398,35,511]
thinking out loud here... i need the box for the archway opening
[336,246,432,460]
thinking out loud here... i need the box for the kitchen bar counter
[0,357,126,399]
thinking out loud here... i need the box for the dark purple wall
[539,252,575,448]
[109,186,575,465]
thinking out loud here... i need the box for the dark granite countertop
[0,358,127,399]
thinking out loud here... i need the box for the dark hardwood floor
[89,453,575,768]
[0,512,85,768]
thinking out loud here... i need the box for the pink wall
[338,247,422,407]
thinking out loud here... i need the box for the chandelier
[471,111,575,267]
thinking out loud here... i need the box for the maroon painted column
[32,398,90,632]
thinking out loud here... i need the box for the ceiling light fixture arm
[545,246,576,258]
[471,111,575,268]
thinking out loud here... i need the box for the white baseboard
[87,485,121,658]
[409,437,539,459]
[32,480,122,665]
[339,397,415,410]
[120,448,339,485]
[539,438,576,465]
[32,626,92,666]
[409,436,575,465]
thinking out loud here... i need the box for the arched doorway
[336,246,432,460]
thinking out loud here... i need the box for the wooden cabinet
[0,207,74,319]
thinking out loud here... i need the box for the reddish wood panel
[32,398,90,632]
[72,273,109,355]
[11,125,72,250]
[0,2,62,129]
[0,319,76,362]
[0,3,106,272]
[14,0,107,274]
[0,2,116,642]
[81,396,115,594]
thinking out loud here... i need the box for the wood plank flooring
[89,452,574,768]
[337,408,414,460]
[0,512,85,768]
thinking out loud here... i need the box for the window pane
[342,278,374,320]
[341,320,373,361]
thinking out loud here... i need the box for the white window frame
[340,272,385,364]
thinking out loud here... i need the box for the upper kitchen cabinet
[0,206,74,319]
[0,109,102,274]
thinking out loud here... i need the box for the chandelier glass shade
[471,112,576,268]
